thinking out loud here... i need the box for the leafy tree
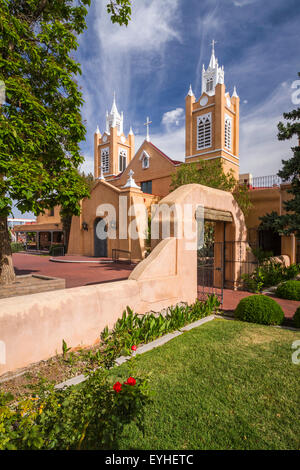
[107,0,132,26]
[259,75,300,238]
[60,170,94,251]
[170,159,252,216]
[0,0,132,285]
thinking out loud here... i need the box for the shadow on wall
[0,184,249,375]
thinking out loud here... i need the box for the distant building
[8,218,36,229]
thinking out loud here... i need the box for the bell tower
[185,42,240,179]
[94,94,135,179]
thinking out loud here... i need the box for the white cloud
[239,82,297,176]
[233,0,260,6]
[89,0,181,126]
[162,108,184,129]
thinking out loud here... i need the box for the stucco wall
[0,236,196,376]
[0,183,248,376]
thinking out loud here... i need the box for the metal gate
[197,240,259,304]
[197,241,224,304]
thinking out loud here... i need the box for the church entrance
[197,221,224,304]
[94,218,108,258]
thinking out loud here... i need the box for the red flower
[113,381,122,393]
[124,376,136,386]
[131,345,137,351]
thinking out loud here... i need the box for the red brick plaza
[13,253,298,319]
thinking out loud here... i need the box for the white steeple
[105,92,124,135]
[202,40,224,96]
[129,126,134,136]
[187,84,194,97]
[232,86,239,98]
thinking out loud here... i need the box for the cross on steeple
[144,116,152,142]
[211,39,217,53]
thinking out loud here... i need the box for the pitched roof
[147,142,182,165]
[107,140,182,181]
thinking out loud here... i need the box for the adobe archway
[150,183,251,291]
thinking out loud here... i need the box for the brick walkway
[220,288,298,319]
[12,253,135,289]
[12,253,298,319]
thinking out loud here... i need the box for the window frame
[101,147,110,173]
[118,147,127,172]
[197,112,212,150]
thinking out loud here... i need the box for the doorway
[94,218,108,257]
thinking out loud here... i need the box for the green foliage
[259,72,300,237]
[10,242,24,253]
[107,0,132,26]
[170,159,252,215]
[62,339,71,359]
[276,280,300,301]
[251,247,273,263]
[242,262,300,293]
[293,306,300,328]
[242,267,265,293]
[101,296,220,368]
[0,367,151,450]
[234,295,284,325]
[0,0,92,219]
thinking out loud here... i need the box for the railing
[112,249,131,264]
[240,174,293,189]
[251,175,282,188]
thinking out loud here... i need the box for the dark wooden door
[94,218,107,257]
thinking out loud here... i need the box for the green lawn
[111,319,300,450]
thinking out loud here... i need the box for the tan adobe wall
[111,140,180,196]
[36,206,61,224]
[0,236,195,376]
[0,183,250,375]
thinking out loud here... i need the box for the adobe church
[15,44,298,264]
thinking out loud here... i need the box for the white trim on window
[139,150,150,169]
[224,114,232,151]
[118,147,127,172]
[101,147,109,173]
[197,112,212,150]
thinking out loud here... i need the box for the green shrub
[10,242,24,253]
[293,306,300,328]
[242,263,300,293]
[234,295,284,325]
[276,280,300,301]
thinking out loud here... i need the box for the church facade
[14,44,298,264]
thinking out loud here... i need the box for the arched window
[206,78,213,92]
[224,115,232,150]
[101,147,109,173]
[142,155,149,169]
[197,113,212,150]
[119,148,127,172]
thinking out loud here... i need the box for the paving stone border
[55,314,217,390]
[54,313,299,390]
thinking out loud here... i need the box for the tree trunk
[0,217,16,285]
[61,214,72,254]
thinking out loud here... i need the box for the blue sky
[13,0,300,218]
